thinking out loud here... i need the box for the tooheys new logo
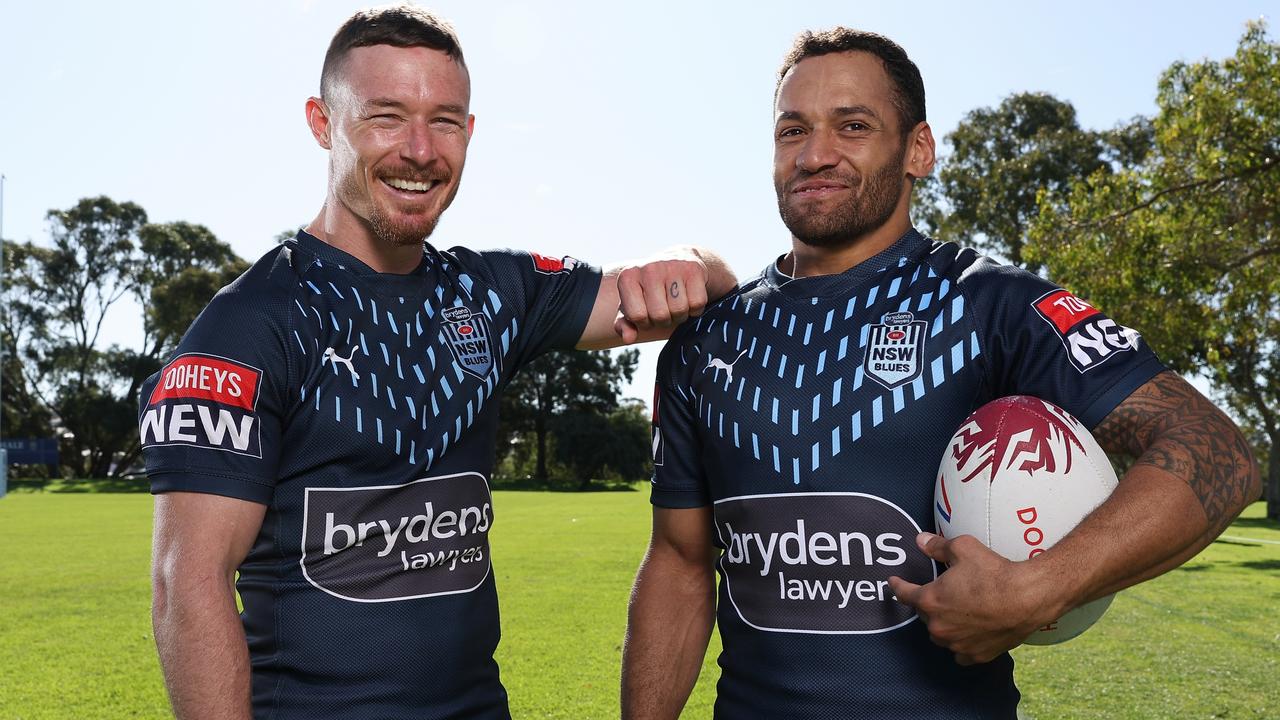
[140,353,263,457]
[713,492,935,634]
[301,473,493,602]
[1032,289,1141,372]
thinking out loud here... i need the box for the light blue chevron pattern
[682,259,977,485]
[295,264,515,471]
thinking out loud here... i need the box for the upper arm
[152,492,267,581]
[649,506,717,567]
[139,289,288,504]
[1091,371,1260,530]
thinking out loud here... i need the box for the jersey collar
[763,228,931,299]
[289,231,439,297]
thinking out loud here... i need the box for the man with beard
[621,28,1259,719]
[141,6,734,720]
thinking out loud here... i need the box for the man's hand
[887,532,1061,665]
[614,252,710,344]
[578,246,736,349]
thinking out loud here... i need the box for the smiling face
[311,44,474,250]
[773,51,918,250]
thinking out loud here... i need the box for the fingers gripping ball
[934,396,1118,645]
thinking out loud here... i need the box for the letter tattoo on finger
[671,281,680,299]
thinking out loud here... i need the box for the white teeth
[385,178,433,192]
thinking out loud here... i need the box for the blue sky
[0,0,1273,400]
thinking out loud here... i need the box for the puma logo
[704,349,748,385]
[322,346,359,381]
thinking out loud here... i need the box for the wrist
[1019,551,1083,627]
[687,247,736,297]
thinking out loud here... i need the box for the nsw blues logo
[442,306,495,380]
[863,311,927,390]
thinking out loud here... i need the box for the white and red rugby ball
[934,396,1118,645]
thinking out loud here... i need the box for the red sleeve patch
[1032,290,1100,335]
[148,354,261,410]
[530,253,579,275]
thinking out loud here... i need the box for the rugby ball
[934,396,1117,645]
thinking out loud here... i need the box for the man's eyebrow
[361,98,468,115]
[775,105,882,123]
[362,98,407,110]
[833,105,881,120]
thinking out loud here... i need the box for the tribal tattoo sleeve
[1092,370,1262,535]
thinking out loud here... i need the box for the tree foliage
[1023,22,1280,518]
[496,348,648,488]
[2,197,246,478]
[920,92,1151,270]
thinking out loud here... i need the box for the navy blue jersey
[652,229,1164,719]
[139,232,599,719]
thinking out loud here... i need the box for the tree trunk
[1268,432,1279,521]
[534,412,548,482]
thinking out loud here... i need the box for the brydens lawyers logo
[442,306,495,380]
[301,472,494,603]
[1032,289,1140,372]
[140,353,263,457]
[713,492,936,634]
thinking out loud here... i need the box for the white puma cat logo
[704,349,748,385]
[322,346,359,381]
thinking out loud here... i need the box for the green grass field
[0,490,1276,719]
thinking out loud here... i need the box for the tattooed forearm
[1093,371,1261,534]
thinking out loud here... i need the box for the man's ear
[905,121,936,181]
[306,97,332,150]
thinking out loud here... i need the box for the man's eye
[844,122,869,131]
[777,127,804,139]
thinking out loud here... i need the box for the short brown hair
[320,5,466,99]
[777,28,925,135]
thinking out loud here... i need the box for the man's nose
[797,129,840,173]
[401,121,439,166]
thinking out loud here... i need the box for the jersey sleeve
[451,247,602,366]
[138,286,291,505]
[650,336,711,508]
[965,261,1166,429]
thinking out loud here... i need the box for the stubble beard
[368,204,439,248]
[776,152,906,249]
[339,168,458,249]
